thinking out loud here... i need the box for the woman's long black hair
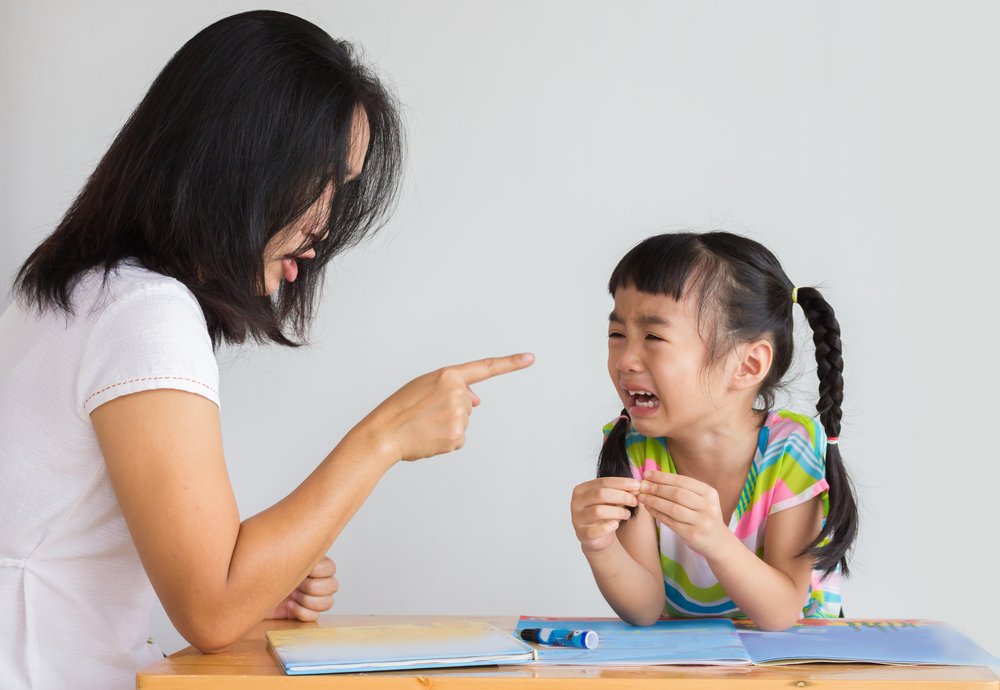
[15,10,403,347]
[597,232,858,576]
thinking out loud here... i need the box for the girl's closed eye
[645,333,666,342]
[608,330,625,339]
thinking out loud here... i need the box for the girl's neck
[667,407,766,479]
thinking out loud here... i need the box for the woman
[0,11,532,689]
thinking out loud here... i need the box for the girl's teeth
[628,386,659,409]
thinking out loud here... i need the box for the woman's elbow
[173,613,246,653]
[182,625,240,654]
[189,639,232,655]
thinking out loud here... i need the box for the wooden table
[138,615,1000,689]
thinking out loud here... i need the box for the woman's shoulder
[74,261,219,414]
[75,260,203,320]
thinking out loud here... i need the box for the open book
[266,620,536,675]
[515,617,1000,667]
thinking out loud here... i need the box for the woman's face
[261,109,371,296]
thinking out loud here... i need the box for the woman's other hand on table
[267,556,338,621]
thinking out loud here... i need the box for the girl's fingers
[648,509,680,532]
[639,481,702,510]
[642,470,711,495]
[598,477,642,492]
[575,477,639,495]
[591,487,640,508]
[589,504,633,521]
[638,494,697,525]
[572,479,639,507]
[645,502,686,529]
[571,479,641,531]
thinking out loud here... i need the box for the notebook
[266,620,537,675]
[516,617,1000,667]
[514,617,751,665]
[734,619,1000,666]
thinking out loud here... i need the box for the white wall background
[3,0,999,660]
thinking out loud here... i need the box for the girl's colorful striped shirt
[605,409,842,619]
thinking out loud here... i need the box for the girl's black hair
[597,232,858,576]
[14,10,403,347]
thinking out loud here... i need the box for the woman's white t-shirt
[0,262,220,690]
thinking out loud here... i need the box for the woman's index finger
[453,353,534,384]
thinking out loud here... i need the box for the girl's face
[261,109,371,296]
[607,285,731,439]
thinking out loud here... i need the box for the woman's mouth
[281,257,299,283]
[280,247,316,284]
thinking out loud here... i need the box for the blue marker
[519,627,599,649]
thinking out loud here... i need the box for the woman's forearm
[98,358,532,652]
[193,423,397,650]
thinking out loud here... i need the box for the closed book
[266,620,537,675]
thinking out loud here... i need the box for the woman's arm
[571,478,665,625]
[93,389,392,652]
[92,354,532,652]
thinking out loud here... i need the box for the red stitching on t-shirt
[82,376,218,408]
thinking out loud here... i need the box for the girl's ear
[732,339,774,391]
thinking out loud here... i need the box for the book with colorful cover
[734,619,1000,666]
[266,620,536,675]
[516,617,1000,667]
[514,617,751,665]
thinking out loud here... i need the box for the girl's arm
[92,355,531,653]
[571,478,665,625]
[637,471,822,630]
[701,497,823,630]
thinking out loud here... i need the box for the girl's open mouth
[626,388,660,416]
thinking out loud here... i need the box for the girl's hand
[638,471,729,558]
[365,354,534,463]
[268,557,338,621]
[571,477,641,553]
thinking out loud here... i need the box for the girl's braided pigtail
[796,287,859,576]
